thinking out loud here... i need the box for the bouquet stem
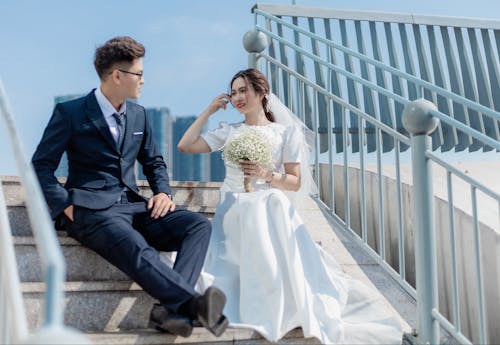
[244,177,253,192]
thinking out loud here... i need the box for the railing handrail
[0,79,66,327]
[0,181,28,342]
[254,9,500,124]
[254,3,500,30]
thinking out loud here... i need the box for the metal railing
[0,80,90,343]
[244,4,500,344]
[253,3,500,154]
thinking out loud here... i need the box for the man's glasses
[117,69,143,78]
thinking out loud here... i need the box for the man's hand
[147,193,175,219]
[64,205,74,221]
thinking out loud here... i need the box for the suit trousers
[64,198,211,312]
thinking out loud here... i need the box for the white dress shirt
[94,87,126,142]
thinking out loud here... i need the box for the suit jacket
[32,89,172,220]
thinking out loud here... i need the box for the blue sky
[0,0,499,175]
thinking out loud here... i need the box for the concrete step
[15,235,128,282]
[3,177,220,236]
[23,280,319,345]
[23,281,156,331]
[86,328,319,345]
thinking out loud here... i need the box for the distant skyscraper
[137,107,172,180]
[54,94,84,177]
[171,116,209,181]
[209,151,225,182]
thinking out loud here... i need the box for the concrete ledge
[87,328,320,345]
[1,177,222,209]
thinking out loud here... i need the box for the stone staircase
[4,176,414,344]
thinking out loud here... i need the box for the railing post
[403,99,440,345]
[243,29,268,68]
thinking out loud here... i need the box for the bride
[177,68,404,344]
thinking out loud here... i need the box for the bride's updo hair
[230,68,275,122]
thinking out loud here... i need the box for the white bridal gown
[196,122,404,344]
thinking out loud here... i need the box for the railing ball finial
[243,29,268,53]
[402,99,440,136]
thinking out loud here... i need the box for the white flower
[222,126,273,168]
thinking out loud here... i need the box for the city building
[209,151,225,182]
[136,107,172,179]
[171,116,208,181]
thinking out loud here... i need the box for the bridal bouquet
[223,126,273,192]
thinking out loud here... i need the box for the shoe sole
[198,287,228,337]
[148,319,193,338]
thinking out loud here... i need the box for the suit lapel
[84,91,120,154]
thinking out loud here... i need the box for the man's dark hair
[94,36,145,79]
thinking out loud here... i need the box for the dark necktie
[112,112,125,150]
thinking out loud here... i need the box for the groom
[31,36,228,337]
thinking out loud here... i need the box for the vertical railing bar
[339,19,360,154]
[292,16,313,130]
[495,30,500,58]
[276,19,290,106]
[342,106,350,228]
[313,89,320,187]
[376,125,385,259]
[288,72,294,113]
[446,171,461,332]
[327,98,335,214]
[370,21,396,152]
[471,186,487,345]
[266,59,270,83]
[325,18,346,153]
[395,140,405,279]
[416,84,423,99]
[355,20,377,153]
[278,63,283,99]
[359,117,368,243]
[308,17,329,154]
[300,80,306,125]
[266,18,279,95]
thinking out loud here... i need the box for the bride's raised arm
[177,93,229,154]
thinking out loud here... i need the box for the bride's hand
[206,93,230,115]
[240,161,268,179]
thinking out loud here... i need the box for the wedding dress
[195,121,405,344]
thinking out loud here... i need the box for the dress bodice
[201,122,301,193]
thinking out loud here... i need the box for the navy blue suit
[32,90,210,312]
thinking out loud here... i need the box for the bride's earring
[264,94,270,113]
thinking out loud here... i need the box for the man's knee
[187,212,211,236]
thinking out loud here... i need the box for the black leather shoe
[194,287,229,337]
[149,304,193,337]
